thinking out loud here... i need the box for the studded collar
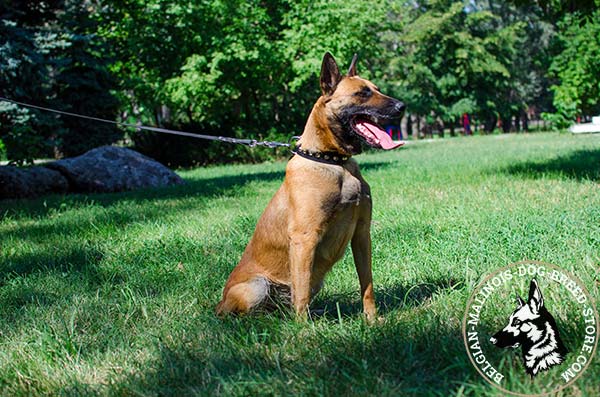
[292,145,350,165]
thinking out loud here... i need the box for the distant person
[463,113,472,135]
[386,124,403,141]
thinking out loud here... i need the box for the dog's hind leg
[215,276,270,316]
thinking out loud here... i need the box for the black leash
[0,96,292,149]
[1,96,355,165]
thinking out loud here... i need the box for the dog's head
[317,52,406,154]
[490,279,546,349]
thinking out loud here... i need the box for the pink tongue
[355,120,405,150]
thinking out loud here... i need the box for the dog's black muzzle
[490,329,521,348]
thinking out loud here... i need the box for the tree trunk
[501,116,511,133]
[401,114,409,139]
[416,116,421,139]
[521,110,529,132]
[484,116,495,133]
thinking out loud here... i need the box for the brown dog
[216,53,405,321]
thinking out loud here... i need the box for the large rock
[45,146,184,193]
[0,166,69,199]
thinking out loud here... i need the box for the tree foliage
[0,0,121,164]
[545,10,600,127]
[95,0,389,165]
[1,0,597,165]
[394,2,523,132]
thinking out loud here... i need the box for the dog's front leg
[288,227,319,318]
[351,216,377,322]
[286,166,338,319]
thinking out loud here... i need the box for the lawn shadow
[0,168,286,219]
[312,277,461,320]
[0,244,104,284]
[0,245,105,327]
[0,166,290,291]
[114,300,475,396]
[110,275,585,396]
[501,148,600,181]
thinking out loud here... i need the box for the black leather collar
[292,145,350,165]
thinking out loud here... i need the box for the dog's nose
[395,101,406,114]
[490,337,497,345]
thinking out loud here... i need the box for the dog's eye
[354,87,372,98]
[512,318,521,327]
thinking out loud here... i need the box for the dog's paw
[294,309,309,322]
[364,312,384,325]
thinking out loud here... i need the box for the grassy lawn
[1,132,599,396]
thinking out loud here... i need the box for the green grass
[1,132,599,396]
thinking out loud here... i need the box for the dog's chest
[315,172,369,267]
[324,170,371,227]
[340,173,366,205]
[320,172,369,215]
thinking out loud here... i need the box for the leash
[0,96,292,149]
[0,96,353,165]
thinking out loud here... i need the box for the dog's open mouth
[351,116,405,150]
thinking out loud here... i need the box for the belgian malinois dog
[216,53,406,321]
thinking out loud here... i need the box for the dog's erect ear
[320,52,342,96]
[516,295,526,308]
[528,279,544,314]
[347,53,358,77]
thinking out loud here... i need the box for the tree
[545,11,600,127]
[53,1,122,157]
[386,1,525,134]
[0,0,121,164]
[95,0,292,165]
[0,0,65,164]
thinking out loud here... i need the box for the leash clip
[251,140,292,148]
